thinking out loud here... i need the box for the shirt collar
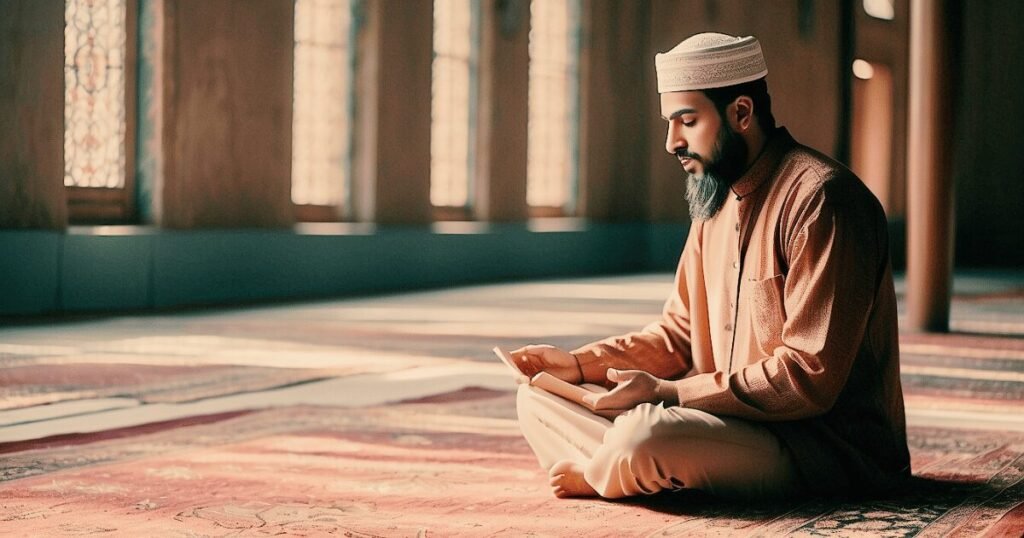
[730,127,795,200]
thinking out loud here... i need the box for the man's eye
[682,120,696,127]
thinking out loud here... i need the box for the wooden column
[0,0,66,229]
[577,0,650,221]
[473,0,530,222]
[352,0,434,225]
[906,0,956,332]
[159,0,295,229]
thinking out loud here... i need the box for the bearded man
[511,32,911,500]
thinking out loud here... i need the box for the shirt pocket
[749,274,786,356]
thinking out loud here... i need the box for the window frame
[291,0,356,223]
[525,0,581,219]
[65,0,138,225]
[429,0,481,221]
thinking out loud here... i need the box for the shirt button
[724,323,733,331]
[732,261,739,269]
[735,223,740,232]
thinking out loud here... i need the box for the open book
[493,346,609,413]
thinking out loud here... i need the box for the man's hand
[582,369,678,414]
[510,344,583,384]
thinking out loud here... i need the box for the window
[292,0,353,222]
[430,0,478,218]
[64,0,137,223]
[527,0,580,217]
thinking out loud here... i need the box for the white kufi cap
[655,32,768,93]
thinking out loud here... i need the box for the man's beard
[679,124,748,221]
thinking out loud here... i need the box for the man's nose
[665,126,686,155]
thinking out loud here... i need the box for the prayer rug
[1,389,1022,537]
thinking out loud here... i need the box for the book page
[530,372,597,409]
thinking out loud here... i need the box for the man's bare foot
[548,460,598,498]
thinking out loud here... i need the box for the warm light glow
[527,0,580,210]
[292,0,351,207]
[863,0,895,20]
[430,0,475,209]
[853,59,875,80]
[64,0,127,188]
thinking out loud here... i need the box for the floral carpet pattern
[1,272,1023,536]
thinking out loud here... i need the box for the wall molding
[0,220,690,316]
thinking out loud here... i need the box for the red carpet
[1,390,1022,536]
[1,274,1022,535]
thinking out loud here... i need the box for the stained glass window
[292,0,351,208]
[430,0,476,209]
[64,0,127,189]
[527,0,579,212]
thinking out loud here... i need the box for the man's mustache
[675,149,703,162]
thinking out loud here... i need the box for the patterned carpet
[1,272,1022,536]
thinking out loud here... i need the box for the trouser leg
[515,383,612,469]
[584,403,802,499]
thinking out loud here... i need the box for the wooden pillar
[159,0,295,229]
[577,0,650,221]
[352,0,434,225]
[906,0,956,332]
[0,0,66,229]
[473,0,530,222]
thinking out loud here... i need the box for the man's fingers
[584,390,623,410]
[517,352,545,378]
[607,368,643,383]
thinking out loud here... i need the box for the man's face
[660,91,748,221]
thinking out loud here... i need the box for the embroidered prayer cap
[655,32,768,93]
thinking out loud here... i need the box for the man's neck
[742,126,769,169]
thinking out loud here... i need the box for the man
[511,32,910,500]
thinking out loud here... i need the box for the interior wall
[853,0,909,221]
[952,0,1024,267]
[159,0,295,229]
[0,0,66,229]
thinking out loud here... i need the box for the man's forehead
[660,91,711,117]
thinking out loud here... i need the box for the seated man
[511,32,911,500]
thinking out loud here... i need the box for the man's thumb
[608,369,642,383]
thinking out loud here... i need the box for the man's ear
[731,95,755,132]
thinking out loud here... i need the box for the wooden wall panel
[160,0,294,229]
[351,0,433,225]
[953,0,1024,267]
[0,0,66,229]
[474,0,530,222]
[577,0,652,221]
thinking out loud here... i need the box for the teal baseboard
[0,220,690,316]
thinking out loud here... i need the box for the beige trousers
[516,384,803,499]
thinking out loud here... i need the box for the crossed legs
[515,384,802,499]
